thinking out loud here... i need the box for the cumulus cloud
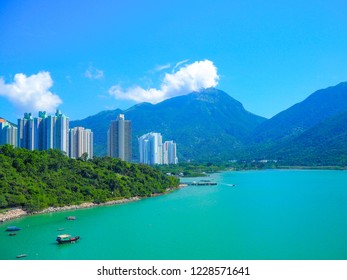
[85,66,104,80]
[0,71,62,113]
[109,60,219,103]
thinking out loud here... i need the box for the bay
[1,170,347,260]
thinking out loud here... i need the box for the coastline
[0,186,184,223]
[0,197,139,223]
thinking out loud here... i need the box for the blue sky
[1,0,347,122]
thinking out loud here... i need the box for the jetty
[182,181,217,186]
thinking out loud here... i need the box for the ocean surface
[1,169,347,260]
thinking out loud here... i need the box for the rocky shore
[0,186,183,223]
[0,197,140,223]
[0,208,27,223]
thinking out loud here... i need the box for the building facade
[0,119,18,147]
[16,110,92,159]
[69,127,93,159]
[138,133,177,165]
[18,113,35,150]
[163,140,178,164]
[18,110,70,154]
[138,132,163,165]
[107,114,132,162]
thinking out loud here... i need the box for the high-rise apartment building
[163,140,178,164]
[139,133,177,165]
[138,132,163,165]
[107,114,132,162]
[54,110,69,154]
[17,110,71,155]
[0,119,18,147]
[18,113,35,150]
[69,127,93,159]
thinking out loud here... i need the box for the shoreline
[0,197,139,223]
[0,186,184,224]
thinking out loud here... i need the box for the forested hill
[71,88,266,160]
[0,145,179,212]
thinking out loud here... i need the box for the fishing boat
[56,234,80,244]
[6,226,21,232]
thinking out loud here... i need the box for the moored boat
[66,216,76,220]
[8,233,17,236]
[6,226,21,232]
[56,234,80,244]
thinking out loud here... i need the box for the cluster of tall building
[0,110,93,159]
[1,112,178,165]
[138,132,178,165]
[107,114,178,165]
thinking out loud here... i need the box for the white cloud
[154,63,171,72]
[0,71,62,113]
[172,59,189,72]
[85,66,104,80]
[109,60,219,104]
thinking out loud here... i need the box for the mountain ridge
[252,81,347,144]
[70,88,266,160]
[62,82,347,165]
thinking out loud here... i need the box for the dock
[181,181,217,186]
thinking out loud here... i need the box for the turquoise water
[1,170,347,260]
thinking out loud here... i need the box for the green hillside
[71,88,266,161]
[0,145,179,212]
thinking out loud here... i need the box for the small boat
[66,216,76,220]
[56,234,80,244]
[57,228,65,231]
[8,233,17,236]
[16,254,27,258]
[6,226,21,232]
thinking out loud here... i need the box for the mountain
[271,110,347,165]
[70,82,347,165]
[71,88,266,161]
[252,82,347,144]
[246,82,347,165]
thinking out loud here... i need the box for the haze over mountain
[71,88,266,161]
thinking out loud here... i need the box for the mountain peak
[71,87,265,160]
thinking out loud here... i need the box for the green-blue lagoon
[1,170,347,260]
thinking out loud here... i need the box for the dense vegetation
[0,145,179,212]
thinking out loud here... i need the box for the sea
[1,169,347,260]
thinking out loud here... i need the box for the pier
[181,181,217,186]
